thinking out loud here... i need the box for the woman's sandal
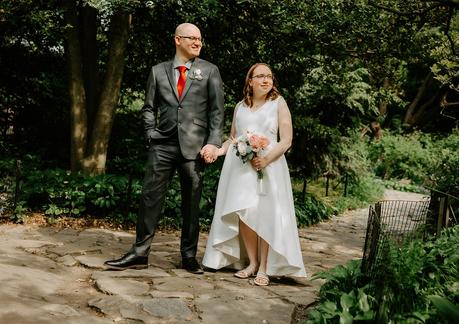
[254,272,270,286]
[234,266,258,279]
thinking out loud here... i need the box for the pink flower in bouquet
[248,134,270,152]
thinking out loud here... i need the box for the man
[105,23,224,274]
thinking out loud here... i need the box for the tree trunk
[82,12,131,175]
[379,77,389,115]
[63,1,131,175]
[410,85,449,127]
[79,5,99,138]
[403,71,434,125]
[63,0,87,171]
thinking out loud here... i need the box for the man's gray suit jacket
[142,57,224,160]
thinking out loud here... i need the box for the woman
[202,63,307,285]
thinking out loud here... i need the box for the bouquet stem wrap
[257,175,267,196]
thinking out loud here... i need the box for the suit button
[178,122,182,125]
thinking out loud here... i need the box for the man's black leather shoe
[104,253,148,270]
[182,257,204,274]
[202,266,217,273]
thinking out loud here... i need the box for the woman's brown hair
[242,63,280,107]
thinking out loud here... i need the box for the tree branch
[440,92,459,119]
[443,102,459,108]
[404,72,434,124]
[444,7,457,55]
[411,84,449,125]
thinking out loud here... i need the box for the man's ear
[174,36,180,46]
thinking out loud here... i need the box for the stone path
[0,190,427,323]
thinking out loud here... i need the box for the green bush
[380,178,430,194]
[367,131,433,184]
[307,260,376,323]
[338,175,385,212]
[304,174,384,217]
[372,225,459,322]
[427,128,459,198]
[1,154,224,228]
[18,169,142,222]
[306,225,459,323]
[331,132,384,212]
[294,191,334,227]
[0,157,16,192]
[365,128,459,210]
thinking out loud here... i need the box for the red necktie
[177,66,187,98]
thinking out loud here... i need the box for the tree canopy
[0,0,457,176]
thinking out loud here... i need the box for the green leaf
[340,293,355,313]
[429,295,459,322]
[357,293,370,312]
[321,301,338,314]
[339,311,354,324]
[354,310,374,320]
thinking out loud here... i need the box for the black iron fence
[361,199,430,275]
[361,191,458,278]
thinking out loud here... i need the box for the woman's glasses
[252,74,273,80]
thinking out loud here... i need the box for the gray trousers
[131,137,204,259]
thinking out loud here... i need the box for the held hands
[251,156,268,171]
[200,144,218,163]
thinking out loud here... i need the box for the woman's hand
[216,147,226,156]
[251,156,268,171]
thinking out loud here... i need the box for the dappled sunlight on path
[0,190,428,323]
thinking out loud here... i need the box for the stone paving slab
[0,190,427,323]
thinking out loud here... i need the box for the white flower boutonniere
[189,69,203,81]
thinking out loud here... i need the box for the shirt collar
[173,56,193,70]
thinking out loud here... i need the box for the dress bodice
[235,97,280,145]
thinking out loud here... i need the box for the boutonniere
[189,69,203,81]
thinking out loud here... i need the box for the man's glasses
[177,35,203,43]
[252,74,273,80]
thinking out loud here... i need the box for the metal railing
[361,199,431,275]
[361,191,457,277]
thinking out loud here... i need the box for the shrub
[307,260,376,323]
[367,131,433,184]
[1,154,224,228]
[427,128,459,198]
[19,169,142,222]
[294,191,334,227]
[306,225,459,323]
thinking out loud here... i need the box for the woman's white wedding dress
[202,97,307,277]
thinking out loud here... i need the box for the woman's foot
[254,271,269,286]
[234,264,258,279]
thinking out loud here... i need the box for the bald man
[105,23,224,274]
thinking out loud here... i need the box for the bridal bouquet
[233,131,270,180]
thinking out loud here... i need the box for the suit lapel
[164,60,179,100]
[180,58,199,102]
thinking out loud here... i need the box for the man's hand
[200,144,218,163]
